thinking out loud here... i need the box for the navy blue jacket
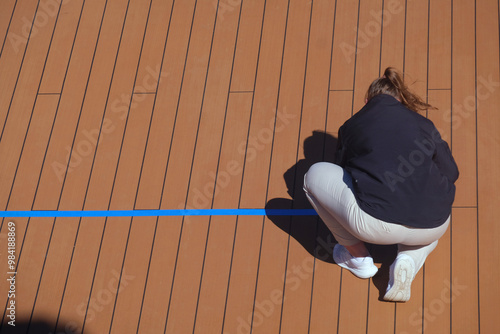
[335,94,459,228]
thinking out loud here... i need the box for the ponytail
[365,67,435,112]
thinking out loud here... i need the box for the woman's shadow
[265,130,338,264]
[265,130,397,299]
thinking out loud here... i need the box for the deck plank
[26,217,81,334]
[133,0,173,94]
[476,0,500,331]
[39,0,84,94]
[421,90,453,334]
[352,0,383,114]
[428,0,452,90]
[451,208,479,334]
[330,0,359,91]
[379,0,406,72]
[218,215,265,334]
[0,217,53,333]
[421,227,452,334]
[451,0,477,207]
[230,0,265,93]
[193,215,238,333]
[402,0,429,100]
[107,215,155,334]
[53,216,107,333]
[338,275,370,334]
[0,0,17,51]
[0,216,27,329]
[135,216,183,333]
[394,279,425,333]
[5,94,59,210]
[0,0,39,132]
[308,226,342,334]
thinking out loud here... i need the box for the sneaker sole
[383,257,415,302]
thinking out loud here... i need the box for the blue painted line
[0,209,318,218]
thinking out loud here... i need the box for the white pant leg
[303,162,363,246]
[303,162,450,247]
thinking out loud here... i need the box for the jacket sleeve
[334,126,347,167]
[432,133,459,183]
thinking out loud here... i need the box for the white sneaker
[333,244,378,279]
[383,254,415,302]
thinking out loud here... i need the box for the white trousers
[303,162,450,273]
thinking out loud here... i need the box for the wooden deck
[0,0,499,333]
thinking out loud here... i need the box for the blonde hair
[365,67,435,112]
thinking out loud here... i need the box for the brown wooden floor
[0,0,499,333]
